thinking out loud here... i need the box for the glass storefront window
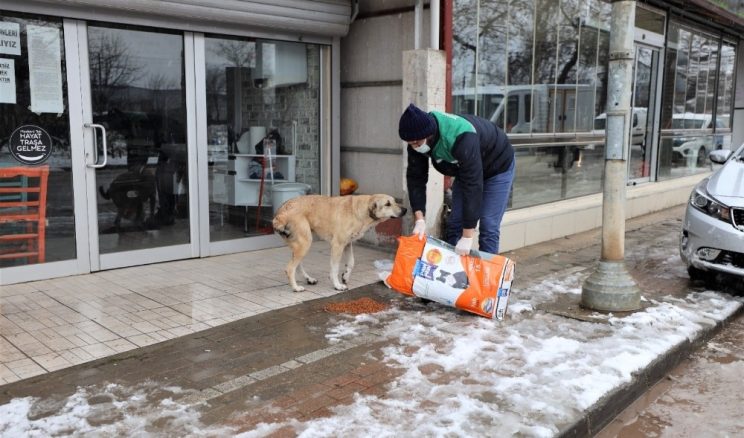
[0,12,74,268]
[511,142,605,209]
[658,21,736,180]
[452,0,612,208]
[717,42,736,130]
[453,0,610,136]
[204,36,321,242]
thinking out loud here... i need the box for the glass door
[196,34,325,256]
[628,44,660,183]
[0,12,94,284]
[79,22,197,270]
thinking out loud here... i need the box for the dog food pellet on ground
[323,297,388,315]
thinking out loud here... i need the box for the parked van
[452,84,595,134]
[593,107,649,149]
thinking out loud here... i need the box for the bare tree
[88,32,141,110]
[215,40,255,67]
[206,66,227,122]
[146,73,176,112]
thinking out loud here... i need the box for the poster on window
[0,22,21,56]
[27,25,63,114]
[0,58,15,104]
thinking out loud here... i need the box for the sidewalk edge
[557,301,744,437]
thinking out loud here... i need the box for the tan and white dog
[272,194,407,292]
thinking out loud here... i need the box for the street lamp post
[581,0,641,312]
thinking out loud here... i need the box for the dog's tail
[98,185,110,200]
[272,214,291,239]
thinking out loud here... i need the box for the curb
[558,301,744,437]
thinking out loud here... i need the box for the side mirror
[709,149,732,164]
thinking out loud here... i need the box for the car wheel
[688,266,709,282]
[696,146,707,166]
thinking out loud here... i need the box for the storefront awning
[11,0,353,38]
[671,0,744,33]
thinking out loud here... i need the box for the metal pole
[581,0,641,312]
[431,0,440,50]
[414,0,423,50]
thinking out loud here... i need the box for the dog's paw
[333,284,348,291]
[292,286,306,292]
[306,277,318,285]
[341,272,350,284]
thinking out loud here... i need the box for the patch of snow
[0,383,233,437]
[249,272,742,437]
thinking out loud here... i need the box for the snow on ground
[1,262,741,437]
[0,383,231,437]
[247,267,742,438]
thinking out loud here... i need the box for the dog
[98,164,156,231]
[273,194,407,292]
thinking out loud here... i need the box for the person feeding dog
[398,103,516,255]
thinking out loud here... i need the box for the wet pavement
[598,314,744,437]
[1,206,743,437]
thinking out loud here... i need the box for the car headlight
[690,182,731,223]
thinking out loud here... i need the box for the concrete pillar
[581,0,641,312]
[402,48,446,237]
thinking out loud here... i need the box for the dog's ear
[368,198,379,220]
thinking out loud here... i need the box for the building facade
[340,0,744,250]
[2,0,743,284]
[0,0,348,284]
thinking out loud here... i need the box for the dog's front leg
[342,242,355,284]
[330,242,348,291]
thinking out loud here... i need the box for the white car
[680,143,744,281]
[671,113,726,167]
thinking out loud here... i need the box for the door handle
[85,123,108,168]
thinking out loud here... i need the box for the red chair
[0,166,49,264]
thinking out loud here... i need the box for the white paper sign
[0,58,16,104]
[27,25,64,114]
[0,22,21,56]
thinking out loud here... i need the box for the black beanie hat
[398,103,436,141]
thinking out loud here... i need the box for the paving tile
[0,363,18,381]
[0,337,26,362]
[212,375,256,394]
[17,341,53,357]
[127,333,161,347]
[103,338,137,353]
[32,352,72,372]
[6,358,45,379]
[131,321,161,334]
[3,331,37,347]
[68,347,96,362]
[293,394,337,416]
[37,336,77,351]
[80,343,117,359]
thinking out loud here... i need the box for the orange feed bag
[386,235,515,320]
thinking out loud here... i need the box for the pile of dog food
[323,297,388,315]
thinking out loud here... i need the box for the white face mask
[412,142,430,154]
